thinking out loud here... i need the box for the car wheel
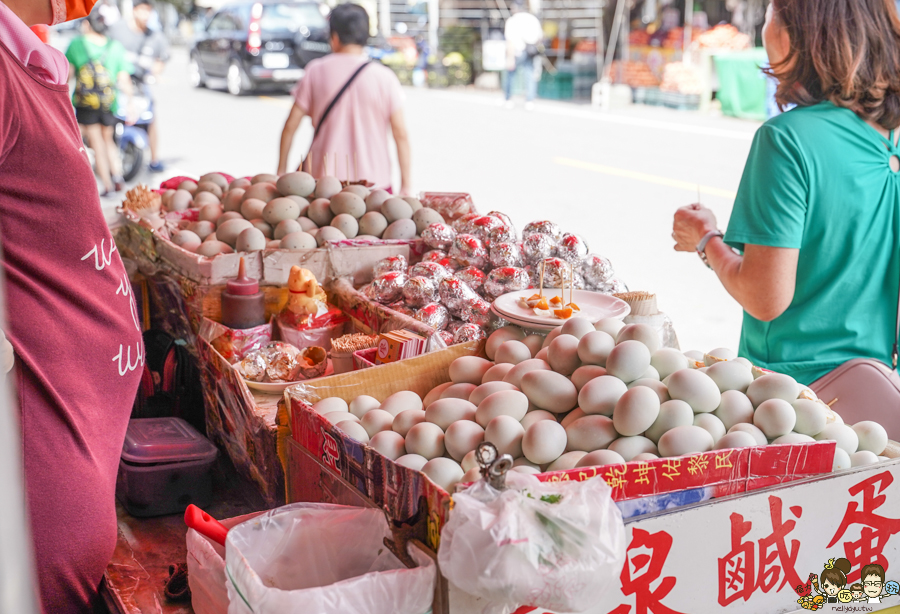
[226,60,250,96]
[188,55,206,88]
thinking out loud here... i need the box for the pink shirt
[0,0,68,84]
[292,53,403,190]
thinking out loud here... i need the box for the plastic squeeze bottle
[221,258,265,329]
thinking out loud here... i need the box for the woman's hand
[673,204,719,252]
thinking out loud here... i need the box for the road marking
[260,96,292,109]
[554,156,738,199]
[416,89,759,141]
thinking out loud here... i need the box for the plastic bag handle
[184,504,229,547]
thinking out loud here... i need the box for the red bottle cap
[225,258,259,296]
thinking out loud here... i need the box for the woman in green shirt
[672,0,900,387]
[65,12,133,195]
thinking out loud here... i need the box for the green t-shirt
[65,36,132,113]
[724,101,900,385]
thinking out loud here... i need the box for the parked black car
[189,0,331,95]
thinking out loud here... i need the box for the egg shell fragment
[565,415,618,452]
[484,415,525,457]
[522,420,567,464]
[521,370,578,413]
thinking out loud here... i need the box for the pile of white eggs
[162,172,447,258]
[307,317,892,493]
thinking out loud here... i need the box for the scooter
[115,74,154,182]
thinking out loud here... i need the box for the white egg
[249,218,273,239]
[365,189,390,212]
[422,457,464,492]
[753,399,797,438]
[633,453,659,461]
[616,323,661,353]
[495,340,533,365]
[815,423,859,454]
[216,218,254,247]
[850,450,880,467]
[330,213,359,239]
[322,411,357,425]
[383,219,417,240]
[314,176,342,200]
[715,431,758,450]
[484,415,525,457]
[329,192,366,218]
[644,399,695,444]
[280,231,318,250]
[511,466,541,475]
[307,198,335,226]
[541,327,563,349]
[461,450,480,473]
[445,421,485,461]
[658,425,714,457]
[522,334,545,357]
[693,413,726,444]
[522,420,567,464]
[546,451,587,472]
[534,347,550,361]
[792,399,828,436]
[392,409,426,437]
[313,397,349,415]
[358,212,388,237]
[350,395,381,418]
[486,326,527,360]
[449,356,494,384]
[396,453,428,471]
[609,436,658,461]
[548,335,582,375]
[503,358,551,388]
[579,375,628,416]
[746,373,799,407]
[405,422,445,459]
[461,466,484,482]
[651,348,690,380]
[217,212,244,228]
[482,363,515,384]
[380,391,423,416]
[560,317,595,340]
[613,387,661,436]
[852,421,889,455]
[521,370,578,413]
[440,383,478,401]
[513,457,541,470]
[335,420,369,443]
[235,227,267,252]
[560,407,586,428]
[316,226,347,246]
[382,197,414,222]
[772,433,816,444]
[475,390,529,426]
[188,221,216,240]
[577,331,615,366]
[370,431,406,460]
[565,415,618,452]
[833,447,852,471]
[423,382,452,408]
[172,230,202,252]
[576,449,626,468]
[594,318,625,339]
[360,409,395,438]
[520,409,557,430]
[412,207,445,233]
[262,197,301,225]
[626,379,670,404]
[706,360,754,393]
[713,390,755,431]
[469,381,518,406]
[425,398,476,430]
[605,340,652,383]
[727,423,768,446]
[572,366,608,392]
[667,369,722,413]
[195,241,233,258]
[240,198,266,221]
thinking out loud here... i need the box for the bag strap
[299,61,371,173]
[894,280,899,369]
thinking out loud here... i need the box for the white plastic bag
[186,512,265,614]
[225,503,436,614]
[438,471,626,614]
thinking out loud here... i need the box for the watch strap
[696,230,724,269]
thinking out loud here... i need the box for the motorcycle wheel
[121,141,144,182]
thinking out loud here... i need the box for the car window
[207,12,234,31]
[261,4,328,32]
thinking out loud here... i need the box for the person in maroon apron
[0,0,142,610]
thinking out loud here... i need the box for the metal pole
[683,0,694,64]
[602,0,626,78]
[595,0,605,81]
[0,249,39,614]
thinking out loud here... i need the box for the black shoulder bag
[298,61,371,173]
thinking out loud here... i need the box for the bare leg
[84,123,112,193]
[102,125,122,184]
[148,121,159,164]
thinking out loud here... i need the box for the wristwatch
[696,230,724,269]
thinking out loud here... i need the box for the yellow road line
[554,156,737,200]
[259,96,292,108]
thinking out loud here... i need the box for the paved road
[126,47,762,353]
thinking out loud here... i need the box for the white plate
[492,289,630,326]
[490,305,560,330]
[244,379,302,393]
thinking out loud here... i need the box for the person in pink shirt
[0,0,142,611]
[277,3,411,193]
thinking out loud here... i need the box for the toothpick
[697,184,702,205]
[539,260,545,297]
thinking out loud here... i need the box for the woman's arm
[673,204,799,322]
[278,103,306,175]
[390,108,411,195]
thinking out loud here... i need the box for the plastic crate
[538,70,574,100]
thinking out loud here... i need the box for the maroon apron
[0,40,142,612]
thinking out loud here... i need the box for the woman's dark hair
[329,4,370,46]
[861,563,886,583]
[821,558,852,588]
[86,11,107,34]
[769,0,900,129]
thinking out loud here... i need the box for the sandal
[164,562,191,603]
